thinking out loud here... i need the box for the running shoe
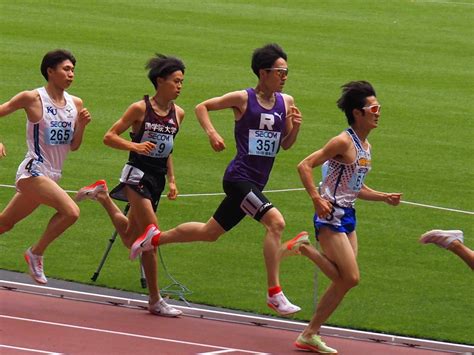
[267,291,301,316]
[24,247,47,284]
[419,229,464,249]
[149,298,182,317]
[281,231,310,257]
[130,224,160,260]
[75,180,108,202]
[295,333,338,354]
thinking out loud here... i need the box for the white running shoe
[24,248,47,284]
[75,180,108,202]
[130,224,160,260]
[149,298,182,317]
[420,229,464,249]
[267,291,301,316]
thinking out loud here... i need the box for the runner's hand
[288,105,302,128]
[77,108,92,126]
[209,131,226,152]
[167,181,178,200]
[133,141,156,155]
[384,193,402,206]
[314,197,333,219]
[0,143,6,158]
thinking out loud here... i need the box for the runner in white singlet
[0,49,91,285]
[16,86,78,184]
[281,81,402,354]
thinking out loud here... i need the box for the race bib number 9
[248,129,280,157]
[45,127,73,145]
[142,131,173,158]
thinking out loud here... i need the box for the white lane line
[0,344,63,354]
[0,315,263,354]
[0,183,472,215]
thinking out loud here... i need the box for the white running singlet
[319,128,371,208]
[16,87,77,183]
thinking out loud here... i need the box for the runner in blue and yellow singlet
[283,81,402,354]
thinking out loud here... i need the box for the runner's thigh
[16,176,77,213]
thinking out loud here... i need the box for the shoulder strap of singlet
[346,128,364,151]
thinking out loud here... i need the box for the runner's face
[158,71,184,100]
[263,57,288,93]
[362,96,380,129]
[48,60,75,89]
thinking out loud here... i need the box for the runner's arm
[0,91,36,117]
[281,95,302,150]
[103,102,155,154]
[166,154,178,200]
[70,97,91,151]
[298,136,349,217]
[359,184,402,205]
[195,90,246,152]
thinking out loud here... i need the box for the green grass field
[1,0,473,345]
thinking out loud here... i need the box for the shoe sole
[267,302,301,316]
[75,181,108,202]
[149,309,182,317]
[294,341,338,354]
[287,233,310,251]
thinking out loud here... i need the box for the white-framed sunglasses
[363,104,381,114]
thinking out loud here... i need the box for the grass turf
[1,0,473,345]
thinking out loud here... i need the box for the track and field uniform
[213,88,287,231]
[16,87,77,189]
[110,95,179,211]
[314,128,372,235]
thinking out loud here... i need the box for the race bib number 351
[248,129,280,157]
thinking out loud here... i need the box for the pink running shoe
[420,229,464,249]
[281,231,310,258]
[24,247,47,284]
[75,180,108,202]
[130,224,160,260]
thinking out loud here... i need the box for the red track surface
[0,290,450,354]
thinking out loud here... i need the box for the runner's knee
[266,217,285,237]
[62,204,80,224]
[340,273,360,290]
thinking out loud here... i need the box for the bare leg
[159,217,225,245]
[260,208,286,288]
[15,177,80,255]
[303,228,359,337]
[299,244,341,281]
[448,240,474,270]
[0,192,40,234]
[125,188,162,304]
[94,191,130,245]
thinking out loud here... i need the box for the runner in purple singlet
[130,43,306,316]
